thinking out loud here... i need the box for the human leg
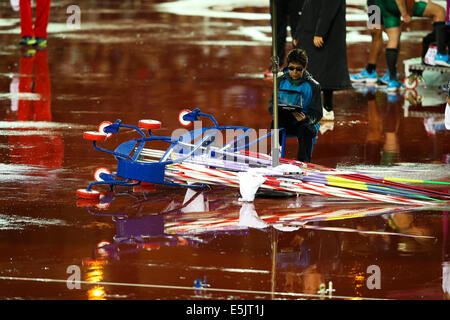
[368,28,384,68]
[34,0,51,44]
[384,26,403,91]
[350,1,384,83]
[34,49,51,121]
[322,89,335,120]
[421,1,448,65]
[19,0,35,44]
[350,28,384,83]
[288,0,303,44]
[295,125,315,162]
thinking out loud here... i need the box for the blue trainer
[387,79,404,92]
[350,68,377,83]
[378,71,390,85]
[435,53,450,67]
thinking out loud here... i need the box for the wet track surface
[0,0,449,300]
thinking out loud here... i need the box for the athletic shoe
[350,68,377,83]
[434,53,450,67]
[387,79,404,92]
[378,71,390,85]
[34,38,47,48]
[19,36,36,46]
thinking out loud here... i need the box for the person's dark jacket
[294,0,351,90]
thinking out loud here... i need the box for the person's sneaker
[435,53,450,67]
[378,71,390,85]
[19,36,36,46]
[387,79,404,92]
[34,38,47,48]
[322,107,335,121]
[350,68,377,83]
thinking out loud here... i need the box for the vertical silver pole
[270,0,280,167]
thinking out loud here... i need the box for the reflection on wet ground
[0,0,449,300]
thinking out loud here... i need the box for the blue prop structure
[77,108,293,199]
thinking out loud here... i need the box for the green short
[376,0,428,29]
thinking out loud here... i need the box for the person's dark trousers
[271,0,304,66]
[271,114,315,162]
[322,89,333,111]
[295,125,314,162]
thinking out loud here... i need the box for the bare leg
[368,28,384,65]
[423,1,447,58]
[385,27,401,49]
[422,1,446,22]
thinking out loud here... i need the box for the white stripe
[0,276,388,300]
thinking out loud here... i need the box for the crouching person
[269,49,323,162]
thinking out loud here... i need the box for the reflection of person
[8,49,64,170]
[362,90,402,165]
[268,49,323,162]
[19,0,51,47]
[424,84,450,134]
[350,0,390,84]
[364,91,384,164]
[277,230,340,295]
[444,212,449,300]
[265,0,305,77]
[294,0,351,120]
[377,0,449,92]
[444,260,450,299]
[386,213,435,251]
[380,94,402,166]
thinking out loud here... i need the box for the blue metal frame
[83,108,284,192]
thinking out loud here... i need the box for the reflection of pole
[270,0,280,167]
[444,211,448,260]
[270,227,278,299]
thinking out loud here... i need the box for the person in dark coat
[294,0,351,120]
